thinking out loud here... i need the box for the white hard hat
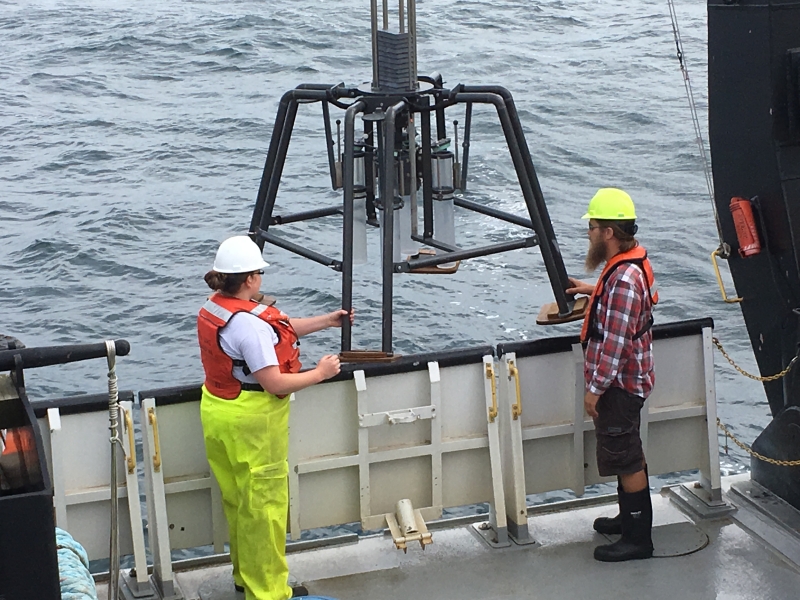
[212,236,269,274]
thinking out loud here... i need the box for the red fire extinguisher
[729,197,762,257]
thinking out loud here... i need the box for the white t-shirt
[219,312,279,383]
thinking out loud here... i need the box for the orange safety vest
[197,293,301,399]
[0,428,35,457]
[580,245,659,344]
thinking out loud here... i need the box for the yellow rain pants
[200,386,292,600]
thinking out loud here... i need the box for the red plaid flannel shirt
[584,262,655,398]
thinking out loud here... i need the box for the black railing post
[341,100,366,352]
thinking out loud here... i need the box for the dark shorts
[594,386,646,477]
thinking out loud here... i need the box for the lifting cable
[666,0,726,252]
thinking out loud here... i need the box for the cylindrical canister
[729,197,761,257]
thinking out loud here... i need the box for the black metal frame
[248,79,575,354]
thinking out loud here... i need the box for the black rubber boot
[593,478,622,535]
[593,487,653,562]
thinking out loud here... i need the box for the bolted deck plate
[600,522,709,557]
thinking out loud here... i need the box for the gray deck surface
[150,490,800,600]
[98,482,800,600]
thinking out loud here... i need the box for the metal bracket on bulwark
[385,499,433,553]
[359,405,436,428]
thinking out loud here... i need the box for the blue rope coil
[56,527,99,600]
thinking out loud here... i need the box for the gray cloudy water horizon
[1,0,765,476]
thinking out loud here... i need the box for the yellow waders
[201,386,292,600]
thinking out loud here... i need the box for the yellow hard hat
[582,188,636,220]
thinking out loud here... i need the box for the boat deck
[98,476,800,600]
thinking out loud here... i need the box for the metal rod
[453,91,572,315]
[0,340,131,371]
[365,120,377,222]
[250,91,292,237]
[383,0,389,29]
[409,0,417,85]
[410,234,460,253]
[252,88,337,238]
[399,0,404,33]
[106,342,120,600]
[461,85,572,311]
[454,197,534,229]
[421,105,434,237]
[341,101,366,352]
[432,74,447,141]
[453,120,459,164]
[322,101,338,190]
[409,113,418,237]
[398,237,538,271]
[371,0,379,87]
[258,98,299,235]
[258,231,341,270]
[336,119,342,163]
[461,102,472,191]
[270,205,342,225]
[381,101,406,353]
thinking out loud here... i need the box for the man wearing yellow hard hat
[567,188,659,562]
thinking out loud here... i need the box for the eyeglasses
[588,224,603,232]
[254,270,265,275]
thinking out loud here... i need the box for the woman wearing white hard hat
[197,235,349,600]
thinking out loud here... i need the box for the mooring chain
[712,336,800,465]
[716,418,800,467]
[712,337,800,382]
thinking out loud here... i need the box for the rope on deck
[56,527,99,600]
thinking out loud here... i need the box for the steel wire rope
[666,0,725,251]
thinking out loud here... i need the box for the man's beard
[584,238,608,272]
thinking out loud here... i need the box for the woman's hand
[315,354,341,380]
[566,277,594,296]
[325,309,355,328]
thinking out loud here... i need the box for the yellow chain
[712,337,799,382]
[716,418,800,467]
[712,336,800,465]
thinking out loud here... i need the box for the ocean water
[0,0,766,486]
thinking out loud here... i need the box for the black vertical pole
[341,101,366,352]
[250,91,293,239]
[322,101,339,191]
[421,104,434,238]
[258,101,299,235]
[461,102,473,192]
[365,120,377,222]
[381,102,406,354]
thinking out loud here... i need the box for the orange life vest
[197,293,301,400]
[580,245,659,344]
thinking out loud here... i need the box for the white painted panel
[516,352,575,428]
[66,499,135,561]
[164,489,214,550]
[442,447,494,507]
[157,402,209,480]
[439,363,489,440]
[291,380,358,462]
[647,418,707,476]
[522,435,575,495]
[296,467,361,531]
[650,336,706,410]
[370,456,432,516]
[61,412,122,491]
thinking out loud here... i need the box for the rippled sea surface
[0,0,765,477]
